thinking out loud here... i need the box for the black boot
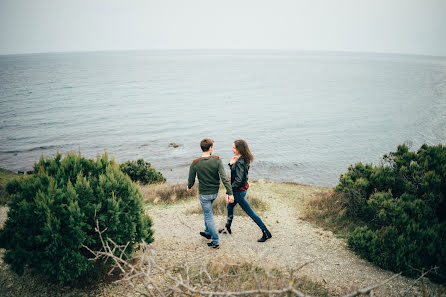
[257,229,272,242]
[226,225,232,234]
[218,225,232,234]
[207,242,220,249]
[218,221,232,234]
[200,232,211,239]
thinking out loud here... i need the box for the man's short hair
[200,138,214,152]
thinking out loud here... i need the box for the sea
[1,50,445,186]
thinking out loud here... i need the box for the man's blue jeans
[199,193,219,245]
[227,190,267,231]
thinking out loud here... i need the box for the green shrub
[119,158,165,185]
[0,152,153,283]
[335,144,446,282]
[0,168,23,205]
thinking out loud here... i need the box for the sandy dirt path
[146,182,443,296]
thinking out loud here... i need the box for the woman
[219,139,272,242]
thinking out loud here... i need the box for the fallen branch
[342,273,401,297]
[82,220,408,297]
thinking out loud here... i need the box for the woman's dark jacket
[229,157,249,191]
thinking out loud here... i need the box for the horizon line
[1,48,445,59]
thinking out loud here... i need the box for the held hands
[226,194,234,203]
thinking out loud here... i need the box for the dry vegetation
[139,182,267,216]
[187,190,267,216]
[303,190,365,238]
[82,220,401,297]
[139,182,198,204]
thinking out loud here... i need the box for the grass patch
[171,255,329,296]
[141,181,268,215]
[187,190,267,216]
[0,168,19,205]
[303,191,365,239]
[139,182,198,204]
[248,180,331,206]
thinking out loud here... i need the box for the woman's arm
[231,161,245,189]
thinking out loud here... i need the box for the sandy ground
[0,181,444,296]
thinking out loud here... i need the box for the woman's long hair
[234,139,254,164]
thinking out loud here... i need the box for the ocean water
[0,50,445,186]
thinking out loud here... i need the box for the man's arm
[187,162,196,190]
[218,159,233,195]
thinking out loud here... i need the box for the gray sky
[1,0,445,56]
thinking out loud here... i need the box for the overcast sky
[1,0,445,56]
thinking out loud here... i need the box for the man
[187,138,234,249]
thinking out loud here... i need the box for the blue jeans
[199,193,219,245]
[226,190,267,231]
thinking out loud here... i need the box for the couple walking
[187,138,272,249]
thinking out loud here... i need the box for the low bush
[335,144,446,282]
[0,168,21,205]
[0,152,153,283]
[119,158,165,185]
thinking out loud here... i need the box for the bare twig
[399,266,439,297]
[83,220,407,297]
[342,273,401,297]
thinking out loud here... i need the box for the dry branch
[82,220,410,297]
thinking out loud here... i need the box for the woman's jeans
[226,190,267,231]
[199,193,219,245]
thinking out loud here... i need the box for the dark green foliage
[335,144,446,282]
[119,158,165,185]
[0,152,153,283]
[0,168,21,204]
